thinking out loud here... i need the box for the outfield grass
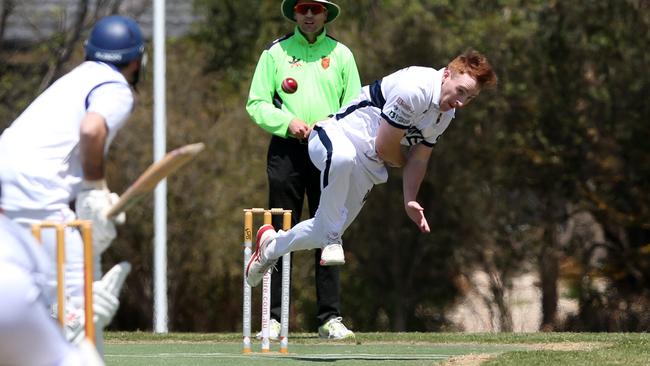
[104,331,650,365]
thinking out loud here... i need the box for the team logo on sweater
[289,56,302,67]
[396,97,414,113]
[321,56,330,69]
[404,126,425,146]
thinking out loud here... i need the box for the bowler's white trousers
[266,119,378,259]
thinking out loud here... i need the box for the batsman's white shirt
[0,61,133,342]
[0,61,133,214]
[266,67,455,257]
[0,215,87,366]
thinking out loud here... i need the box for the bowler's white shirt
[378,67,455,146]
[0,61,133,212]
[333,66,455,183]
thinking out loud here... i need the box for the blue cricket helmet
[85,15,144,64]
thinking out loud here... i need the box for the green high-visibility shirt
[246,27,361,137]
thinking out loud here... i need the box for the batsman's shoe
[255,318,281,341]
[77,339,105,366]
[318,317,355,340]
[57,302,83,342]
[320,243,345,266]
[246,224,278,287]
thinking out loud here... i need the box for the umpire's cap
[281,0,340,24]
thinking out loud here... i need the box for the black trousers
[267,135,341,326]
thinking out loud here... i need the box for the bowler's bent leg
[340,161,376,233]
[310,123,357,244]
[266,123,357,258]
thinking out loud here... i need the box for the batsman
[0,15,145,352]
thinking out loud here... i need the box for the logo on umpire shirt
[289,56,302,68]
[321,56,330,69]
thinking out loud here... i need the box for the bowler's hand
[288,118,311,140]
[405,201,430,233]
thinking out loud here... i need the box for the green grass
[104,332,650,366]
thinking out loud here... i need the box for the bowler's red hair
[448,50,497,89]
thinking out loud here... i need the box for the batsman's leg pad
[66,262,131,344]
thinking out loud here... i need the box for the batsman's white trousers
[0,262,88,366]
[267,120,375,259]
[4,208,102,301]
[3,208,105,351]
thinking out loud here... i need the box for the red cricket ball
[281,77,298,94]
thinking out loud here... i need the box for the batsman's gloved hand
[91,281,120,328]
[75,179,126,254]
[107,191,126,225]
[68,262,131,345]
[99,261,132,295]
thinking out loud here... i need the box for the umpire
[246,0,360,338]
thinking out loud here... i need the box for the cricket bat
[105,142,205,218]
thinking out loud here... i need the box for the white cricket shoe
[320,243,345,266]
[318,317,355,339]
[77,339,105,366]
[255,318,281,341]
[245,224,278,287]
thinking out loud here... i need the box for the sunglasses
[294,3,327,15]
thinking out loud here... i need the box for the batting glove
[68,262,131,345]
[76,180,125,254]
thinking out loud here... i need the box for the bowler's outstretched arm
[402,143,432,233]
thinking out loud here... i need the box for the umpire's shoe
[246,224,278,287]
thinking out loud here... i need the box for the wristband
[81,179,107,190]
